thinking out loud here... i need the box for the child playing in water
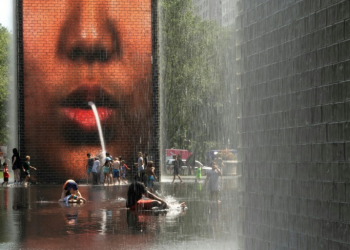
[103,157,112,186]
[145,161,157,193]
[205,162,222,204]
[62,194,87,203]
[22,156,37,186]
[195,165,202,183]
[120,160,130,184]
[1,162,9,186]
[59,179,86,202]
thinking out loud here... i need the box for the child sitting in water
[62,194,87,203]
[145,161,157,193]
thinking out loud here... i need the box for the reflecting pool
[0,179,238,249]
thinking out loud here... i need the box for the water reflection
[0,180,238,249]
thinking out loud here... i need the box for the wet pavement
[0,179,239,250]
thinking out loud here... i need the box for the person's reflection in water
[23,0,153,181]
[66,213,78,226]
[127,210,166,233]
[12,188,28,211]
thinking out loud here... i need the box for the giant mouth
[60,86,120,144]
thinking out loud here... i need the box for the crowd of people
[0,148,38,187]
[1,148,224,208]
[85,151,157,190]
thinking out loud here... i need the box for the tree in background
[160,0,237,162]
[0,24,10,145]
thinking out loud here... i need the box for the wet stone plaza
[0,178,238,250]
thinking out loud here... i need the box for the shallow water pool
[0,179,238,250]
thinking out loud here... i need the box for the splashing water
[88,101,106,160]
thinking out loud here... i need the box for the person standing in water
[172,154,183,183]
[103,157,112,186]
[120,160,130,184]
[134,152,144,179]
[195,164,202,183]
[86,153,94,184]
[205,162,222,204]
[91,157,100,185]
[11,148,21,185]
[112,157,121,185]
[2,162,9,186]
[145,161,157,193]
[22,156,37,186]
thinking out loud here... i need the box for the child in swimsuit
[120,160,130,184]
[146,161,157,193]
[103,157,112,186]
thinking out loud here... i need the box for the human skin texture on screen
[23,0,152,181]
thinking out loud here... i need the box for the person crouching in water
[146,161,157,193]
[22,156,37,186]
[59,179,86,202]
[126,176,169,210]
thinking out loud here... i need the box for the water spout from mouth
[88,101,106,159]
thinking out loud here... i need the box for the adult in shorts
[172,154,183,183]
[112,157,121,185]
[91,157,100,185]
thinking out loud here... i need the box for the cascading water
[88,101,106,182]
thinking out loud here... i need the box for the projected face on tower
[23,0,152,180]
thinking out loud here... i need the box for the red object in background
[166,149,191,160]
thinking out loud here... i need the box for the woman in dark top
[12,148,21,184]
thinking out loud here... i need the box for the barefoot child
[22,156,37,186]
[103,157,112,186]
[120,160,130,184]
[146,161,157,193]
[205,162,222,204]
[1,162,9,186]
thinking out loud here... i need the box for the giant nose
[57,1,119,63]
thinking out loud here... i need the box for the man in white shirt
[91,157,100,185]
